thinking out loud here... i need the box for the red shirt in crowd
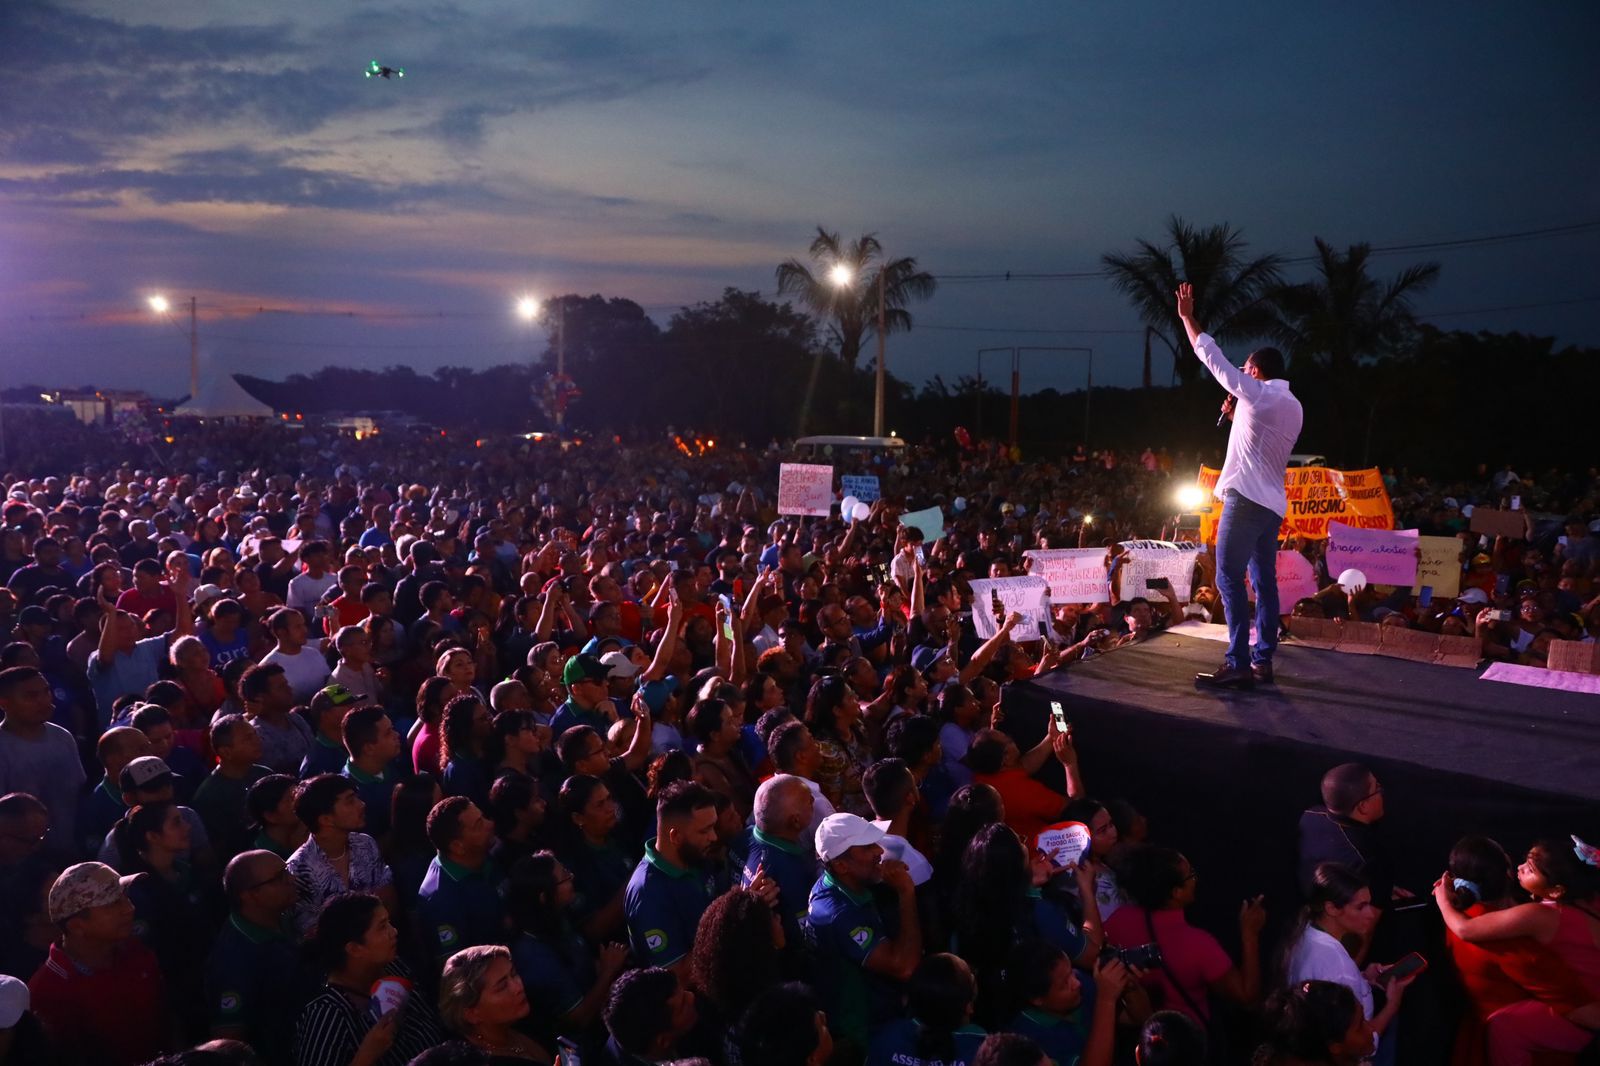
[29,939,170,1066]
[974,767,1067,843]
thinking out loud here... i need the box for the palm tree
[1102,217,1285,385]
[775,228,937,369]
[1271,239,1440,376]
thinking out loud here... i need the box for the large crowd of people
[0,417,1595,1066]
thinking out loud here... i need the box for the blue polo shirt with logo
[549,698,610,741]
[867,1019,989,1066]
[204,912,300,1064]
[624,839,716,967]
[742,828,818,947]
[416,856,506,962]
[804,870,901,1044]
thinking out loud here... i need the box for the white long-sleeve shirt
[1192,332,1303,517]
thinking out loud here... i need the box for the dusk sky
[3,2,1597,400]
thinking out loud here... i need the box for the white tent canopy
[172,373,274,419]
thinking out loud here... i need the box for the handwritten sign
[777,463,833,517]
[1469,508,1526,540]
[899,505,945,543]
[968,576,1052,642]
[840,474,880,504]
[1118,540,1202,601]
[1035,821,1093,870]
[1197,465,1395,542]
[1276,550,1321,607]
[1412,535,1463,598]
[1024,549,1108,604]
[1327,522,1419,587]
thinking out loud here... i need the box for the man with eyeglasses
[204,850,300,1062]
[1297,762,1397,907]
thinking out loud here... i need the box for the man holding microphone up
[1176,282,1302,689]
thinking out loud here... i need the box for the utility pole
[873,269,886,437]
[188,296,199,401]
[556,300,566,433]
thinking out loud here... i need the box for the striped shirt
[293,962,442,1066]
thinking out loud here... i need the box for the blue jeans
[1215,489,1281,670]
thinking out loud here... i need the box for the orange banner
[1196,465,1394,542]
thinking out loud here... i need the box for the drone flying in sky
[365,60,404,79]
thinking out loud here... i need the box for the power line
[926,218,1600,282]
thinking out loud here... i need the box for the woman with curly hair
[802,675,871,816]
[411,675,456,776]
[440,693,494,811]
[689,887,785,1044]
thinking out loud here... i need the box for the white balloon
[851,501,871,522]
[1014,505,1027,517]
[953,497,967,512]
[1337,568,1368,593]
[840,495,858,516]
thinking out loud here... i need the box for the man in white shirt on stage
[1176,282,1303,689]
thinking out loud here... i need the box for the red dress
[1445,902,1593,1066]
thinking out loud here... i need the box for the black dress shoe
[1252,662,1274,684]
[1195,664,1256,689]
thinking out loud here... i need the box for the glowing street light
[515,296,539,322]
[1176,485,1206,511]
[149,293,198,400]
[828,263,853,288]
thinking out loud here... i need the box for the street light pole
[873,269,886,437]
[188,296,199,401]
[976,347,1013,438]
[1015,346,1094,449]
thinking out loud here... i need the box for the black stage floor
[1024,626,1600,804]
[1008,631,1598,1064]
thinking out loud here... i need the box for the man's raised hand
[1175,281,1195,319]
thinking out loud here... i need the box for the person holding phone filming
[1175,282,1303,689]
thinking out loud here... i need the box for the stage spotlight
[1176,485,1205,510]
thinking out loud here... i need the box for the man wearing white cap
[804,812,921,1050]
[0,973,48,1063]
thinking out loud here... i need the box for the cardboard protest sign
[1548,640,1600,676]
[968,576,1052,642]
[1412,536,1463,598]
[1023,548,1108,604]
[840,474,880,504]
[777,463,833,517]
[1035,822,1093,870]
[1435,633,1484,669]
[1196,465,1395,542]
[1117,540,1202,601]
[1336,620,1384,655]
[1469,508,1526,539]
[1276,551,1321,606]
[1286,615,1342,649]
[1378,625,1443,665]
[1327,522,1420,587]
[899,505,945,542]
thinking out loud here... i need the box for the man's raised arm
[1175,282,1263,401]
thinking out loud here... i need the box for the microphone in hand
[1216,395,1236,428]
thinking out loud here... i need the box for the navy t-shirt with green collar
[1008,1006,1091,1066]
[204,911,301,1064]
[742,827,818,946]
[339,760,394,838]
[300,734,346,778]
[416,855,507,962]
[804,870,903,1044]
[866,1018,989,1066]
[624,839,716,967]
